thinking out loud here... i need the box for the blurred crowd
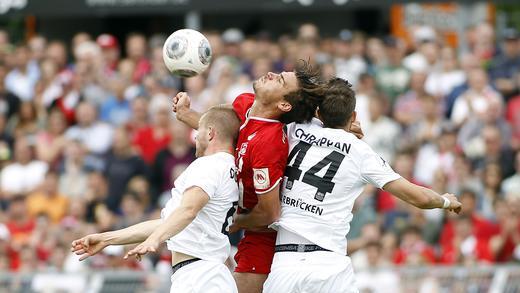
[0,21,519,282]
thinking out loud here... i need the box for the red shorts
[234,231,276,274]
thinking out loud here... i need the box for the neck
[203,142,234,156]
[249,100,280,120]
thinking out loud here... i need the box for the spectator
[425,46,466,99]
[150,121,194,199]
[356,242,401,293]
[96,34,120,76]
[132,100,171,164]
[0,61,20,120]
[58,140,89,199]
[472,125,515,178]
[0,138,48,197]
[4,196,35,271]
[84,171,109,223]
[489,198,520,262]
[413,124,457,186]
[100,77,132,126]
[478,163,504,220]
[65,102,113,155]
[393,71,427,127]
[126,33,151,83]
[363,94,401,162]
[375,36,410,104]
[7,101,39,139]
[402,94,442,148]
[489,28,520,100]
[26,171,69,224]
[451,68,502,127]
[104,127,147,212]
[393,226,436,265]
[115,191,146,229]
[4,45,40,101]
[506,92,520,150]
[333,29,367,87]
[35,109,68,165]
[501,152,520,199]
[440,215,494,265]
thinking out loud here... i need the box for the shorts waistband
[171,258,201,275]
[275,244,331,253]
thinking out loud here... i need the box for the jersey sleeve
[232,93,255,123]
[249,130,288,194]
[360,149,401,189]
[183,158,221,199]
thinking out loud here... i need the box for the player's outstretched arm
[71,219,162,261]
[124,186,209,260]
[229,187,281,232]
[383,178,462,213]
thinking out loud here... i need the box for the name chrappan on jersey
[295,128,351,154]
[281,194,323,216]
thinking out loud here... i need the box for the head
[317,78,357,129]
[454,215,474,239]
[195,106,240,157]
[45,41,68,70]
[126,33,147,61]
[47,109,67,135]
[75,102,97,126]
[459,189,477,215]
[482,125,502,156]
[42,171,59,195]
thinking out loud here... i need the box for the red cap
[96,34,119,49]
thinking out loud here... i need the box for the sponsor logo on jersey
[253,168,270,190]
[281,194,324,216]
[247,132,257,141]
[239,142,248,156]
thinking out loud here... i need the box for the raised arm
[71,219,162,261]
[124,186,209,259]
[383,177,461,213]
[173,92,202,129]
[173,92,232,129]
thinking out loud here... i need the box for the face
[253,71,299,109]
[195,118,210,158]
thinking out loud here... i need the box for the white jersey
[274,119,400,255]
[161,152,239,263]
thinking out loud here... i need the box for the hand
[228,222,241,234]
[124,239,160,261]
[442,193,462,214]
[349,120,364,139]
[172,92,191,116]
[71,233,109,261]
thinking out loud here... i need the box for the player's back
[161,152,239,263]
[277,119,400,255]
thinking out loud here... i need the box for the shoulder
[252,123,287,147]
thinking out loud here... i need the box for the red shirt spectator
[393,226,436,265]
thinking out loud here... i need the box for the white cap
[222,28,244,44]
[414,26,436,43]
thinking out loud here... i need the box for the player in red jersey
[173,61,325,293]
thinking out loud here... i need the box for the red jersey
[233,93,288,213]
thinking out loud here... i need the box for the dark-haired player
[174,62,325,293]
[263,78,462,293]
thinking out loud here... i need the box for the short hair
[279,60,326,124]
[318,78,356,129]
[201,106,240,145]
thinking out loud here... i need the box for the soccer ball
[162,29,212,78]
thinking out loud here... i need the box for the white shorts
[263,251,358,293]
[170,259,238,293]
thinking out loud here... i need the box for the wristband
[441,196,450,209]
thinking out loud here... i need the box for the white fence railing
[1,266,520,293]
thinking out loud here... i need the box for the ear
[350,111,357,124]
[208,126,216,141]
[278,101,292,113]
[316,107,322,121]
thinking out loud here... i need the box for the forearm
[234,208,278,229]
[147,208,196,243]
[102,219,162,246]
[415,186,445,209]
[176,109,201,130]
